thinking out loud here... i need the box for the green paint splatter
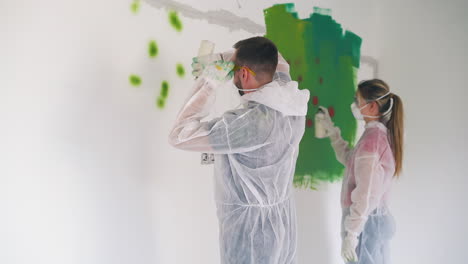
[264,4,361,188]
[168,11,183,32]
[156,97,165,109]
[148,40,158,58]
[160,81,169,98]
[176,63,185,78]
[129,74,142,87]
[130,0,140,14]
[156,81,170,109]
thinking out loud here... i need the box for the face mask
[233,79,244,96]
[350,102,367,120]
[237,87,262,92]
[233,79,262,96]
[351,91,393,120]
[380,98,394,123]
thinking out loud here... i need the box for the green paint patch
[156,97,165,109]
[129,74,142,87]
[130,0,140,14]
[156,81,170,109]
[160,81,169,98]
[264,4,361,188]
[176,63,185,78]
[148,40,158,58]
[169,11,183,32]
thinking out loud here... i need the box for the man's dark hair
[233,36,278,81]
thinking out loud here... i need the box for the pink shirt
[331,121,395,237]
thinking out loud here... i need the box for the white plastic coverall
[330,121,396,264]
[169,55,309,264]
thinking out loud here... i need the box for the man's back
[210,81,307,264]
[213,102,304,206]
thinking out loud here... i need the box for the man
[169,36,309,264]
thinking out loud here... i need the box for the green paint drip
[130,0,140,14]
[264,4,361,188]
[149,40,158,58]
[160,81,169,98]
[176,63,185,78]
[129,74,142,87]
[156,97,165,109]
[157,81,170,109]
[168,11,183,32]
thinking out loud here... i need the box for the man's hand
[202,60,235,81]
[191,53,223,78]
[192,49,236,78]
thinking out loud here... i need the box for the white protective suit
[330,121,396,264]
[169,55,310,264]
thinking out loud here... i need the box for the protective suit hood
[241,80,310,116]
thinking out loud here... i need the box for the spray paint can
[315,108,327,138]
[197,40,215,57]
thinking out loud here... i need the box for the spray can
[315,108,327,138]
[197,40,215,57]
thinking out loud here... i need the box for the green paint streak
[176,63,185,78]
[149,40,158,58]
[156,81,170,109]
[168,11,183,32]
[156,97,165,109]
[130,0,140,14]
[160,81,169,98]
[264,4,361,188]
[129,74,142,87]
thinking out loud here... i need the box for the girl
[320,79,404,264]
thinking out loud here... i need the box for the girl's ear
[371,101,379,112]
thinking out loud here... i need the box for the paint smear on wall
[148,40,158,58]
[129,74,142,87]
[156,81,170,109]
[176,63,185,78]
[264,4,361,188]
[169,10,183,32]
[130,0,140,14]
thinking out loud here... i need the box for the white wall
[1,1,159,263]
[4,0,465,264]
[377,0,468,263]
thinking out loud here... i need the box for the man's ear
[241,68,248,80]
